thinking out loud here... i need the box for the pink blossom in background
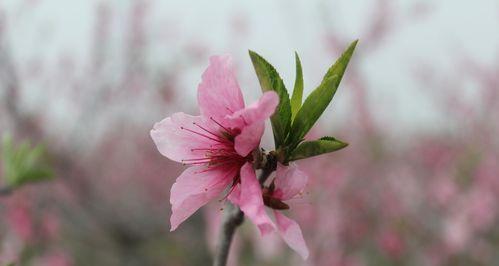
[1,1,498,265]
[40,212,60,240]
[6,198,34,242]
[377,229,405,259]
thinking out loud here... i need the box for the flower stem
[212,153,276,266]
[213,202,244,266]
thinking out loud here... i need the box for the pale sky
[1,0,498,134]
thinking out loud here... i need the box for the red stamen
[209,117,234,135]
[192,122,225,140]
[191,148,228,152]
[180,126,226,143]
[181,157,210,162]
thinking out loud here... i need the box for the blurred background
[1,0,498,265]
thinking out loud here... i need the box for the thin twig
[212,153,276,266]
[212,202,244,266]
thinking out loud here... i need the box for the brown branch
[212,202,244,266]
[212,153,276,266]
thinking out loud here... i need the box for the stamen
[209,117,233,135]
[193,159,242,173]
[191,148,222,152]
[181,158,212,165]
[190,145,235,153]
[181,158,209,162]
[192,122,225,140]
[213,150,239,157]
[207,159,241,167]
[180,126,226,143]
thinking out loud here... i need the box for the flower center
[179,117,246,169]
[179,117,254,200]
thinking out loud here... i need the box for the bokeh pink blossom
[1,0,498,265]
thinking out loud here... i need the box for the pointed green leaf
[287,136,348,161]
[287,40,357,148]
[322,40,358,81]
[249,50,291,147]
[290,52,303,120]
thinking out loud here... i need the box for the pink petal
[227,182,241,205]
[150,112,221,163]
[234,122,264,157]
[274,211,309,259]
[170,165,236,231]
[274,163,308,201]
[197,55,245,120]
[235,162,275,235]
[226,91,279,130]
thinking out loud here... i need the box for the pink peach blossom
[260,163,310,259]
[6,202,34,242]
[227,163,276,235]
[377,230,405,259]
[150,55,278,232]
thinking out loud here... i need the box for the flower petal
[274,211,309,259]
[227,181,241,205]
[198,55,245,120]
[234,122,264,157]
[150,112,222,163]
[226,91,279,130]
[235,162,275,235]
[170,165,236,231]
[274,163,308,201]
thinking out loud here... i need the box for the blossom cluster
[150,32,357,261]
[151,55,313,258]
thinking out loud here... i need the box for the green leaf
[14,167,53,186]
[290,52,303,120]
[287,136,348,161]
[287,40,357,148]
[1,135,53,188]
[322,40,359,82]
[249,50,292,147]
